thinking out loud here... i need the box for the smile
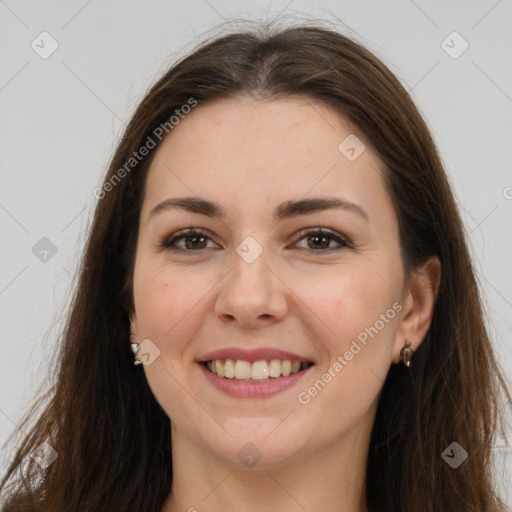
[204,359,313,381]
[198,358,314,398]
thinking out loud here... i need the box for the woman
[1,22,510,512]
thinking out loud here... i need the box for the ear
[392,255,441,364]
[129,310,141,344]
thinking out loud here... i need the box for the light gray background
[1,0,511,503]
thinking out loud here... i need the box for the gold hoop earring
[400,340,414,367]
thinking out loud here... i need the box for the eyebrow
[148,196,370,222]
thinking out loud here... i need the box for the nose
[214,245,288,329]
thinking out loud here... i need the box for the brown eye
[294,228,350,253]
[306,234,331,250]
[182,234,208,250]
[160,229,217,252]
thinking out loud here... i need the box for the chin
[202,417,313,470]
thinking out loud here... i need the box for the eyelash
[159,227,352,255]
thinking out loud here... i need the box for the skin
[129,96,441,512]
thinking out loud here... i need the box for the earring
[131,342,142,366]
[400,340,414,367]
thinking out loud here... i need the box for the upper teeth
[206,359,309,380]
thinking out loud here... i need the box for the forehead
[142,97,394,227]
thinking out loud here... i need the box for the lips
[198,359,314,398]
[196,347,315,397]
[197,347,314,363]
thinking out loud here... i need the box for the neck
[162,423,371,512]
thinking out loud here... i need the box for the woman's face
[130,96,413,469]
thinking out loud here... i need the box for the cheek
[133,263,214,420]
[133,260,219,353]
[292,256,401,411]
[294,264,399,434]
[292,255,401,339]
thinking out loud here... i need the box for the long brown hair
[1,21,510,512]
